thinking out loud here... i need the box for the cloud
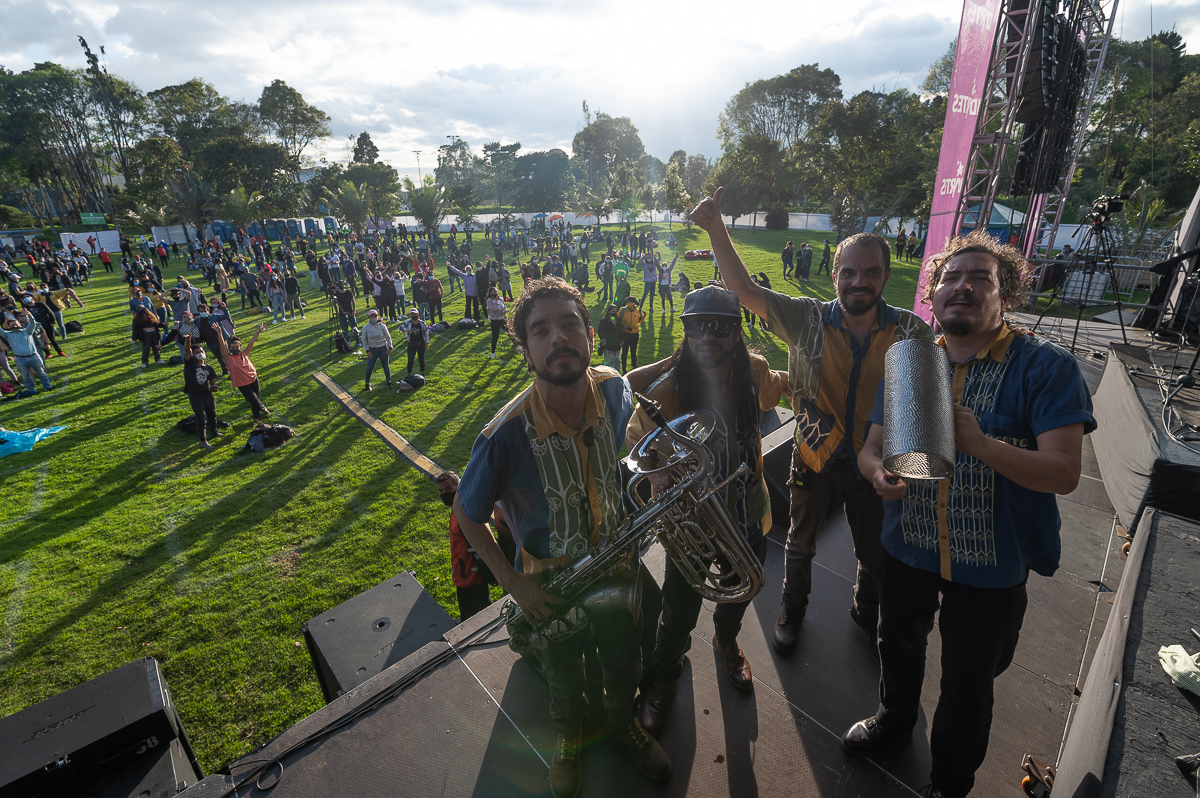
[3,0,1199,180]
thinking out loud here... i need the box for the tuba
[502,394,766,653]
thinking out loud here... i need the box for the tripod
[1033,211,1130,352]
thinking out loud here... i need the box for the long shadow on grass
[3,412,390,665]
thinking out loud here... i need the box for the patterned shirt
[869,325,1097,588]
[763,293,935,474]
[458,368,634,574]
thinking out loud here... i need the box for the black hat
[681,285,741,320]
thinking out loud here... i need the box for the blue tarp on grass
[0,426,67,457]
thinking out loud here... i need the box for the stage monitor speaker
[0,658,203,798]
[303,570,456,704]
[761,418,798,530]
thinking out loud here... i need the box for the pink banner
[913,0,1004,321]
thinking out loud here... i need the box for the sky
[3,0,1199,183]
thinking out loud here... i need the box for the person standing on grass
[424,272,445,324]
[284,269,305,320]
[134,306,164,366]
[657,253,677,314]
[99,248,113,273]
[266,274,287,323]
[0,311,52,397]
[597,304,620,369]
[361,309,394,391]
[400,307,428,376]
[217,325,270,421]
[485,287,507,359]
[782,241,795,279]
[182,335,223,449]
[617,295,644,373]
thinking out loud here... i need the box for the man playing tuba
[626,285,786,736]
[453,278,670,798]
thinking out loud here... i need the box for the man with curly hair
[452,278,670,796]
[842,230,1096,798]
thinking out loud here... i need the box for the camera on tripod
[1086,194,1130,225]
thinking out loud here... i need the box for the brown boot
[610,718,671,783]
[637,679,676,738]
[715,638,753,691]
[549,725,582,798]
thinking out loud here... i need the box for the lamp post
[413,150,423,182]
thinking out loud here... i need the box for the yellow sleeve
[751,354,785,411]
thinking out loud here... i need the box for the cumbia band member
[689,188,935,655]
[453,278,670,798]
[626,285,785,737]
[843,231,1095,798]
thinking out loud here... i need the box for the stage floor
[186,329,1143,798]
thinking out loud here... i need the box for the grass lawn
[1,222,929,772]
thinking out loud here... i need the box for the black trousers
[782,450,883,619]
[650,538,768,683]
[407,341,426,374]
[465,294,481,320]
[874,551,1028,798]
[237,378,267,420]
[456,585,491,621]
[490,319,506,353]
[188,393,218,442]
[620,332,639,373]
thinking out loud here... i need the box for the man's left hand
[953,403,989,459]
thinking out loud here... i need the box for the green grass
[0,222,923,772]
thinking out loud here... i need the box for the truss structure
[954,0,1118,263]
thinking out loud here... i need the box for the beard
[837,289,879,317]
[535,346,588,386]
[939,315,979,336]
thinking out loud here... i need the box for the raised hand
[689,186,725,232]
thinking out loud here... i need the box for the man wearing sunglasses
[625,285,786,737]
[690,189,935,656]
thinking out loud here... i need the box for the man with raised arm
[843,230,1095,798]
[689,188,935,655]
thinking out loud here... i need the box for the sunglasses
[683,318,739,339]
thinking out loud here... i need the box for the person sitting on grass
[217,324,270,422]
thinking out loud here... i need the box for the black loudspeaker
[761,418,798,531]
[1015,0,1061,123]
[0,658,203,798]
[303,571,456,704]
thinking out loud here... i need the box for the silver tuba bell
[501,394,766,653]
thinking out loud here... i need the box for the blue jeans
[15,354,51,392]
[638,280,656,310]
[271,294,285,322]
[365,347,391,385]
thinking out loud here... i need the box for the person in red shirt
[439,471,514,621]
[216,324,271,422]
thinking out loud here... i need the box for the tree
[482,141,521,211]
[717,64,843,153]
[512,149,573,213]
[571,113,645,191]
[77,37,144,183]
[324,180,370,234]
[703,159,750,228]
[352,132,379,165]
[257,79,332,174]
[574,182,615,224]
[663,161,691,229]
[402,175,446,236]
[922,39,957,96]
[146,79,237,158]
[193,136,297,201]
[346,161,401,228]
[212,186,266,228]
[683,154,711,199]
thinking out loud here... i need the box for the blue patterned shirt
[869,326,1096,588]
